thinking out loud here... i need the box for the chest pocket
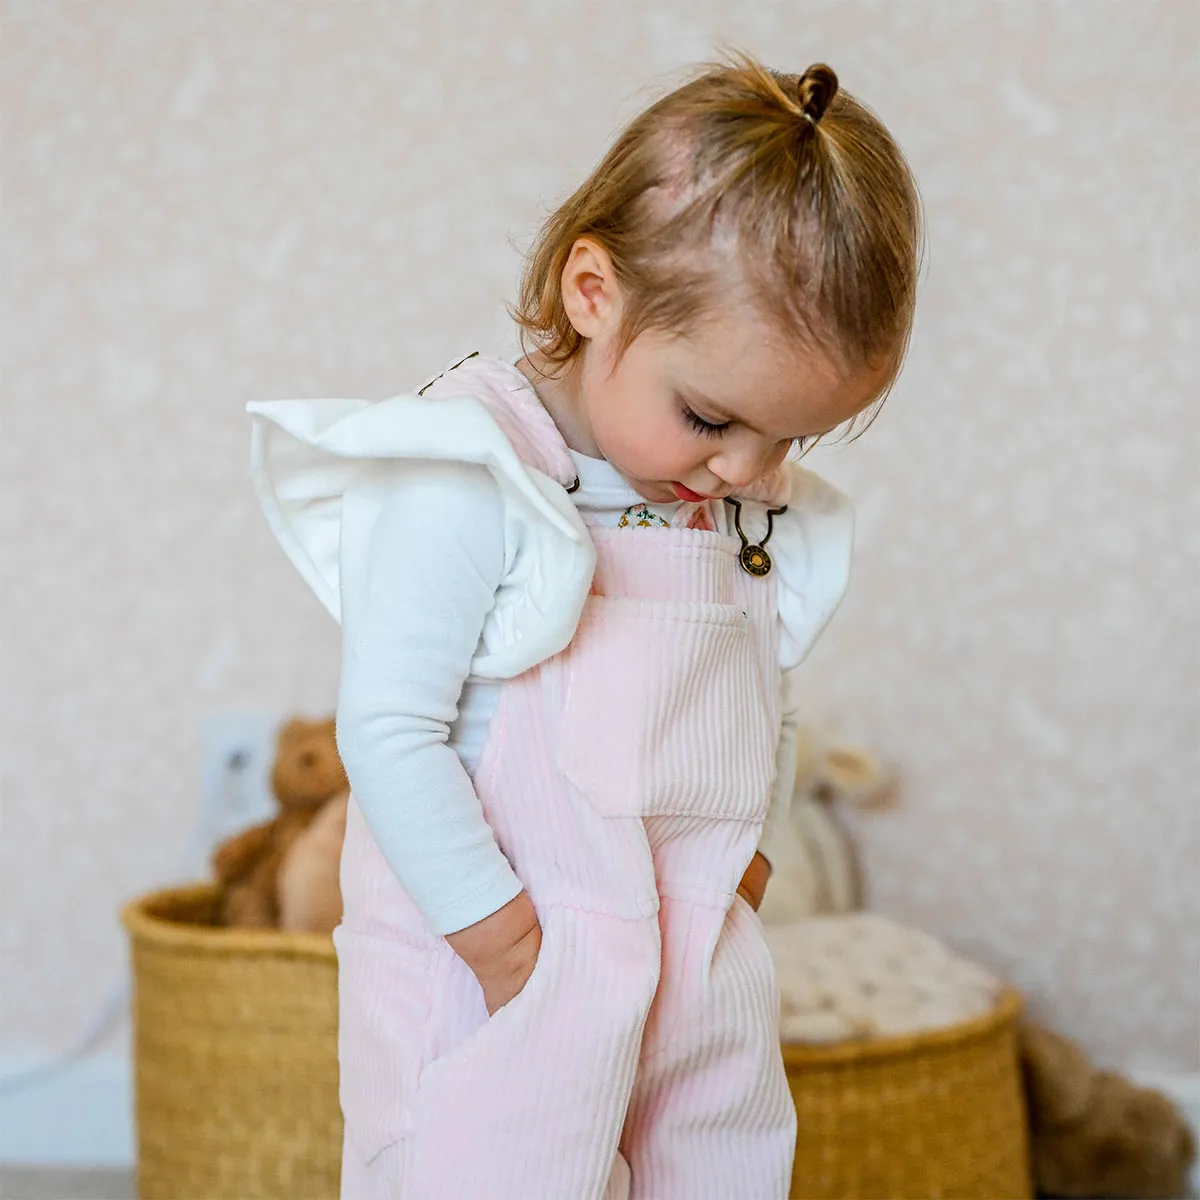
[548,595,778,821]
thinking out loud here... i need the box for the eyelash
[682,403,812,454]
[681,405,730,438]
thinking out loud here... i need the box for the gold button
[740,545,772,577]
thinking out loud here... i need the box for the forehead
[655,310,887,438]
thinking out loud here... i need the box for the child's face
[579,310,888,505]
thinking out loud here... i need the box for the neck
[516,349,602,458]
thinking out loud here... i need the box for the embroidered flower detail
[685,504,715,531]
[619,504,670,529]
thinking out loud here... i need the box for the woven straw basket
[784,988,1032,1199]
[124,884,1030,1200]
[121,884,342,1200]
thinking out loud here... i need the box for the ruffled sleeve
[770,465,855,671]
[247,389,596,680]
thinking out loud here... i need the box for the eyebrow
[682,387,833,442]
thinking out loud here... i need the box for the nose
[708,439,783,490]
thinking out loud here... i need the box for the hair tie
[796,63,839,128]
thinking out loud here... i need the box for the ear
[559,237,623,342]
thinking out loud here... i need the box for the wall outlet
[187,711,282,875]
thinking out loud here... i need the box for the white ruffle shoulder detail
[247,351,853,679]
[247,369,596,682]
[768,465,855,672]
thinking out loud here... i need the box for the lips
[672,482,720,502]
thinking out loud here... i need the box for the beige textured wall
[2,1,1196,1073]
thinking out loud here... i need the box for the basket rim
[121,883,1025,1051]
[779,986,1023,1066]
[121,882,337,961]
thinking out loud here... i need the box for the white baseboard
[0,1055,133,1166]
[0,1052,1196,1184]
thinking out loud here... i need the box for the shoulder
[247,352,585,547]
[771,464,855,670]
[246,353,596,675]
[786,463,852,515]
[416,353,577,490]
[247,356,558,480]
[341,458,503,539]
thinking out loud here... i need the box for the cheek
[615,396,688,469]
[588,352,695,475]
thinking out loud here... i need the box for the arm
[336,460,539,1010]
[739,666,805,910]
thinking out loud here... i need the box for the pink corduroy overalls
[333,365,797,1200]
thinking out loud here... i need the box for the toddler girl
[249,55,920,1200]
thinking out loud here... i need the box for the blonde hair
[513,54,924,435]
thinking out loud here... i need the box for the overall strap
[419,354,579,492]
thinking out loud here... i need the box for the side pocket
[728,892,783,1036]
[403,906,662,1196]
[731,890,769,942]
[416,905,558,1094]
[333,927,435,1166]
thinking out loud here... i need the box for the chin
[607,461,671,502]
[639,481,677,503]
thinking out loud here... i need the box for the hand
[736,851,772,912]
[445,890,542,1016]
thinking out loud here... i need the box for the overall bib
[335,515,797,1199]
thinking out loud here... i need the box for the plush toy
[276,787,348,934]
[211,716,348,930]
[1019,1022,1196,1199]
[756,726,893,927]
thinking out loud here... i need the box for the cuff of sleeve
[422,859,525,937]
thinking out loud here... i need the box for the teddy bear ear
[275,717,306,744]
[271,714,348,808]
[819,743,895,809]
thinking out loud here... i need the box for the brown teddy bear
[1019,1022,1196,1198]
[211,716,348,930]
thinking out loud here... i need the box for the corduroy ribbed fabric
[331,356,796,1198]
[335,511,795,1198]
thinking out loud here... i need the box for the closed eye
[683,398,818,454]
[681,405,730,438]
